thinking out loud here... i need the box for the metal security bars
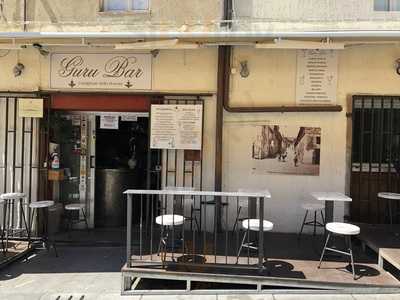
[350,95,400,224]
[159,96,204,191]
[0,95,42,239]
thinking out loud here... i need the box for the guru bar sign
[50,53,152,90]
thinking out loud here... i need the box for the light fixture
[114,39,200,50]
[13,62,25,77]
[239,61,249,78]
[255,39,345,50]
[150,49,160,58]
[33,43,50,56]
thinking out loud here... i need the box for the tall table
[311,192,352,224]
[123,189,271,272]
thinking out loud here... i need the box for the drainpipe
[215,0,232,193]
[23,0,27,31]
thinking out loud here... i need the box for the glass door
[58,113,94,229]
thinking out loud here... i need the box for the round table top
[378,192,400,200]
[29,200,54,209]
[326,222,360,235]
[65,203,85,210]
[242,219,274,232]
[0,192,26,200]
[155,214,185,226]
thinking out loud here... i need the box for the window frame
[101,0,150,13]
[374,0,400,11]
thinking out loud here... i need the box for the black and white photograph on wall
[251,125,321,175]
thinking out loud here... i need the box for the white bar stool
[29,201,58,256]
[318,222,360,279]
[155,214,185,264]
[298,203,325,238]
[236,218,273,263]
[64,203,89,232]
[0,192,29,254]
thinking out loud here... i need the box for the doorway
[350,95,400,224]
[52,111,161,236]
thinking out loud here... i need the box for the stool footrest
[325,247,352,257]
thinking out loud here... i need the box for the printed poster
[150,104,203,150]
[252,125,321,176]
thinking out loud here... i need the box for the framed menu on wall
[296,50,338,105]
[150,104,203,150]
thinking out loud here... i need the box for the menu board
[150,104,203,150]
[296,50,338,105]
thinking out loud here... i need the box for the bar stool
[298,203,325,238]
[1,192,29,254]
[156,214,185,264]
[318,222,360,279]
[64,203,89,232]
[236,218,273,263]
[0,198,4,252]
[29,201,58,256]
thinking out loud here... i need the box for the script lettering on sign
[50,53,152,90]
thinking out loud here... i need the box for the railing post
[258,196,264,272]
[127,193,133,268]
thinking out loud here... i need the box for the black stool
[28,200,58,256]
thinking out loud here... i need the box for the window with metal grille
[374,0,400,11]
[352,96,400,173]
[102,0,149,12]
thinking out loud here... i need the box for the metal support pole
[258,197,264,271]
[127,193,133,268]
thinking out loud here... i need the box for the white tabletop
[311,192,352,202]
[378,192,400,200]
[124,189,271,198]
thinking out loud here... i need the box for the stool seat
[242,219,273,232]
[378,192,400,200]
[302,203,325,211]
[1,192,26,200]
[29,201,54,209]
[156,214,185,226]
[326,222,360,235]
[65,203,85,210]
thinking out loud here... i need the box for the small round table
[378,192,400,226]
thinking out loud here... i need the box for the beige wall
[233,0,400,31]
[0,0,223,32]
[1,44,400,232]
[0,48,218,93]
[224,45,400,232]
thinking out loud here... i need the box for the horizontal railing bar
[123,189,271,198]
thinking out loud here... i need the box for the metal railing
[124,189,271,273]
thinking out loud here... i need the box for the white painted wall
[223,45,400,233]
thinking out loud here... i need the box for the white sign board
[18,98,44,118]
[50,53,152,90]
[296,50,338,105]
[100,115,119,130]
[121,115,138,122]
[150,105,203,150]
